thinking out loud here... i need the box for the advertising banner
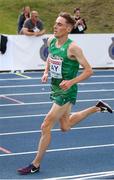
[0,34,114,71]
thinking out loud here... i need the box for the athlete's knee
[60,115,71,132]
[60,125,70,132]
[40,123,50,138]
[61,127,69,132]
[41,114,54,133]
[41,121,50,133]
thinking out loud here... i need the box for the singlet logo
[108,37,114,60]
[40,38,49,61]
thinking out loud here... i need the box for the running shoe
[96,100,113,113]
[17,164,40,175]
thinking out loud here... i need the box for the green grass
[0,0,114,34]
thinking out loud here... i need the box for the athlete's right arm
[41,35,54,83]
[41,59,49,83]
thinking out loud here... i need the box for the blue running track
[0,69,114,179]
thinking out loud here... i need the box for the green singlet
[48,38,79,106]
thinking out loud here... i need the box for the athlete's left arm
[70,42,93,83]
[59,42,93,90]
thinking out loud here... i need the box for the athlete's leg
[60,100,113,131]
[69,105,100,127]
[32,102,70,168]
[69,101,112,127]
[59,103,101,131]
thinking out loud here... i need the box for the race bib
[33,26,40,32]
[49,55,63,79]
[78,25,84,31]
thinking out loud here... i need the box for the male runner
[18,12,113,175]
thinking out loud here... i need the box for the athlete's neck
[56,36,68,48]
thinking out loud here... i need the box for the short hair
[74,7,80,13]
[30,11,38,17]
[58,12,75,27]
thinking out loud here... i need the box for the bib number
[49,57,62,79]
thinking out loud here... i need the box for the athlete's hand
[59,80,73,91]
[41,73,48,83]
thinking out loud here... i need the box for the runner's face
[54,17,69,38]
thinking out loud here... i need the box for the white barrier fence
[0,34,114,71]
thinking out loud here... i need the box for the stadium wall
[0,34,114,71]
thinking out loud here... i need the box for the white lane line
[0,143,114,157]
[0,109,114,120]
[0,77,43,81]
[0,98,114,107]
[0,113,46,119]
[0,84,49,88]
[43,170,114,180]
[0,89,114,96]
[0,81,114,88]
[1,95,24,104]
[0,75,114,81]
[91,75,114,77]
[0,124,114,136]
[15,72,31,79]
[0,69,113,75]
[0,100,51,106]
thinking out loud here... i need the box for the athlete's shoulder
[68,40,82,53]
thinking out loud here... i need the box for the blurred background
[0,0,114,34]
